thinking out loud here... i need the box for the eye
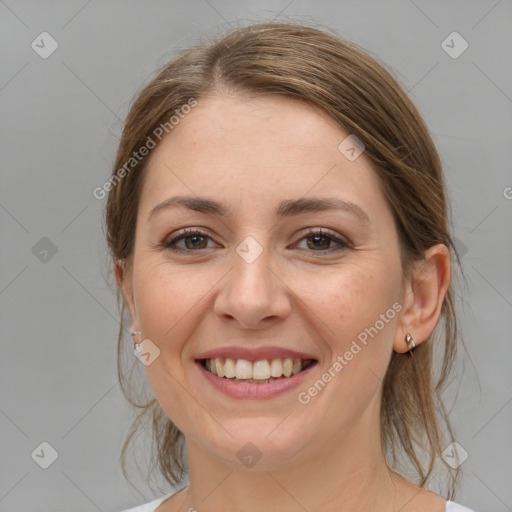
[293,228,350,255]
[161,227,350,255]
[162,228,216,252]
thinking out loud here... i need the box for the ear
[115,259,140,333]
[393,244,451,353]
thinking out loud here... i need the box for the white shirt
[120,493,477,512]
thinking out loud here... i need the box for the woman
[107,22,476,512]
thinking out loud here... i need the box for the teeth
[224,358,236,378]
[204,357,312,380]
[270,359,282,377]
[215,358,225,378]
[235,359,253,379]
[252,360,271,380]
[283,358,293,377]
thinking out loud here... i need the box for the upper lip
[195,346,317,362]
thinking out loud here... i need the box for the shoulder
[446,501,476,512]
[119,495,476,512]
[120,493,175,512]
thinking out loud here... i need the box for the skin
[117,94,451,512]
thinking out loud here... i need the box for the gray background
[1,1,511,511]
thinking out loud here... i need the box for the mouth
[198,357,318,384]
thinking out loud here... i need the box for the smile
[201,357,316,383]
[196,355,318,399]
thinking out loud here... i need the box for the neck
[181,410,405,512]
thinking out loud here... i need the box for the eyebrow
[147,195,370,223]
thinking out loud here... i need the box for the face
[120,94,406,471]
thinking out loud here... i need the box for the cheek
[132,261,211,431]
[293,259,401,346]
[297,263,401,425]
[132,261,211,356]
[300,263,401,409]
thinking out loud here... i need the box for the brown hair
[105,21,465,498]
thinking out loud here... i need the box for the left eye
[162,228,349,254]
[294,229,349,253]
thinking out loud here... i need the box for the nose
[213,244,292,330]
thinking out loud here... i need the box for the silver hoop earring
[405,333,416,352]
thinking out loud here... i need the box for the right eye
[161,228,218,252]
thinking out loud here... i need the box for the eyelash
[161,227,350,256]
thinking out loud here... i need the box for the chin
[201,418,312,470]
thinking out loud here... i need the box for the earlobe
[393,244,451,354]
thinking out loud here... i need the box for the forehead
[139,95,391,224]
[162,94,348,167]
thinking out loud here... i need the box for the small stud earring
[405,333,416,352]
[131,330,142,352]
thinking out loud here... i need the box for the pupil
[187,235,206,249]
[309,235,329,250]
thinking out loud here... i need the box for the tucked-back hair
[105,21,463,498]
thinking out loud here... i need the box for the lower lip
[196,361,318,400]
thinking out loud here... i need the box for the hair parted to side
[105,21,464,497]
